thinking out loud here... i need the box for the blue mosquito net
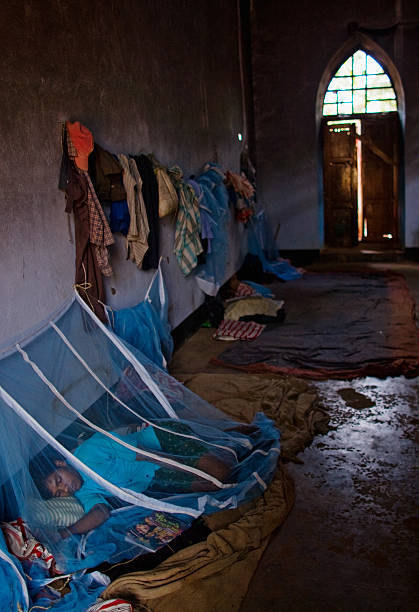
[0,292,280,585]
[106,261,174,369]
[248,210,302,281]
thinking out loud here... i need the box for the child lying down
[36,425,232,538]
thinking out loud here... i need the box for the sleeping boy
[36,425,231,537]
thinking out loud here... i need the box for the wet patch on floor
[337,387,375,409]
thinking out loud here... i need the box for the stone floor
[170,259,419,612]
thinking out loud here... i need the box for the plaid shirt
[83,171,114,276]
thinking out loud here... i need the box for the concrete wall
[252,0,419,249]
[0,0,246,344]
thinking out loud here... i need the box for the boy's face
[44,464,82,498]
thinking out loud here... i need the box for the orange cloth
[66,121,94,170]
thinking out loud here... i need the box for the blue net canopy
[0,293,280,573]
[248,211,302,281]
[106,263,174,369]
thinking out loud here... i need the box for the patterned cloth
[188,179,214,254]
[235,282,255,298]
[153,421,207,465]
[171,166,203,276]
[213,319,266,341]
[66,127,114,277]
[66,129,77,159]
[83,172,114,277]
[225,170,255,200]
[118,154,150,268]
[225,170,255,223]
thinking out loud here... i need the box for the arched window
[323,50,397,116]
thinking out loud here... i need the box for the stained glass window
[323,50,397,116]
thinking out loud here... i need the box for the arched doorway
[316,35,405,248]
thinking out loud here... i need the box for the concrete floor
[170,258,419,612]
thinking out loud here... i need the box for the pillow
[27,497,85,528]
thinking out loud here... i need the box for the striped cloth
[235,282,256,297]
[171,166,203,276]
[118,154,150,268]
[213,319,266,341]
[28,497,84,528]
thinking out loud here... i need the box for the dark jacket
[89,144,126,203]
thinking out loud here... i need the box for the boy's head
[37,460,83,499]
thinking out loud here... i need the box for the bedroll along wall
[0,0,246,343]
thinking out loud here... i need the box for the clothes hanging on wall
[59,123,113,323]
[188,178,214,257]
[63,162,107,323]
[225,170,255,223]
[225,170,255,201]
[61,121,276,320]
[65,124,115,277]
[109,200,130,235]
[82,172,114,276]
[118,154,150,268]
[88,144,126,204]
[134,154,160,270]
[66,121,94,171]
[195,163,230,296]
[170,166,203,276]
[155,164,179,218]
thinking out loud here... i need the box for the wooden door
[361,113,399,244]
[323,122,358,247]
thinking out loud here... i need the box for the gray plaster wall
[252,0,419,249]
[0,0,246,344]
